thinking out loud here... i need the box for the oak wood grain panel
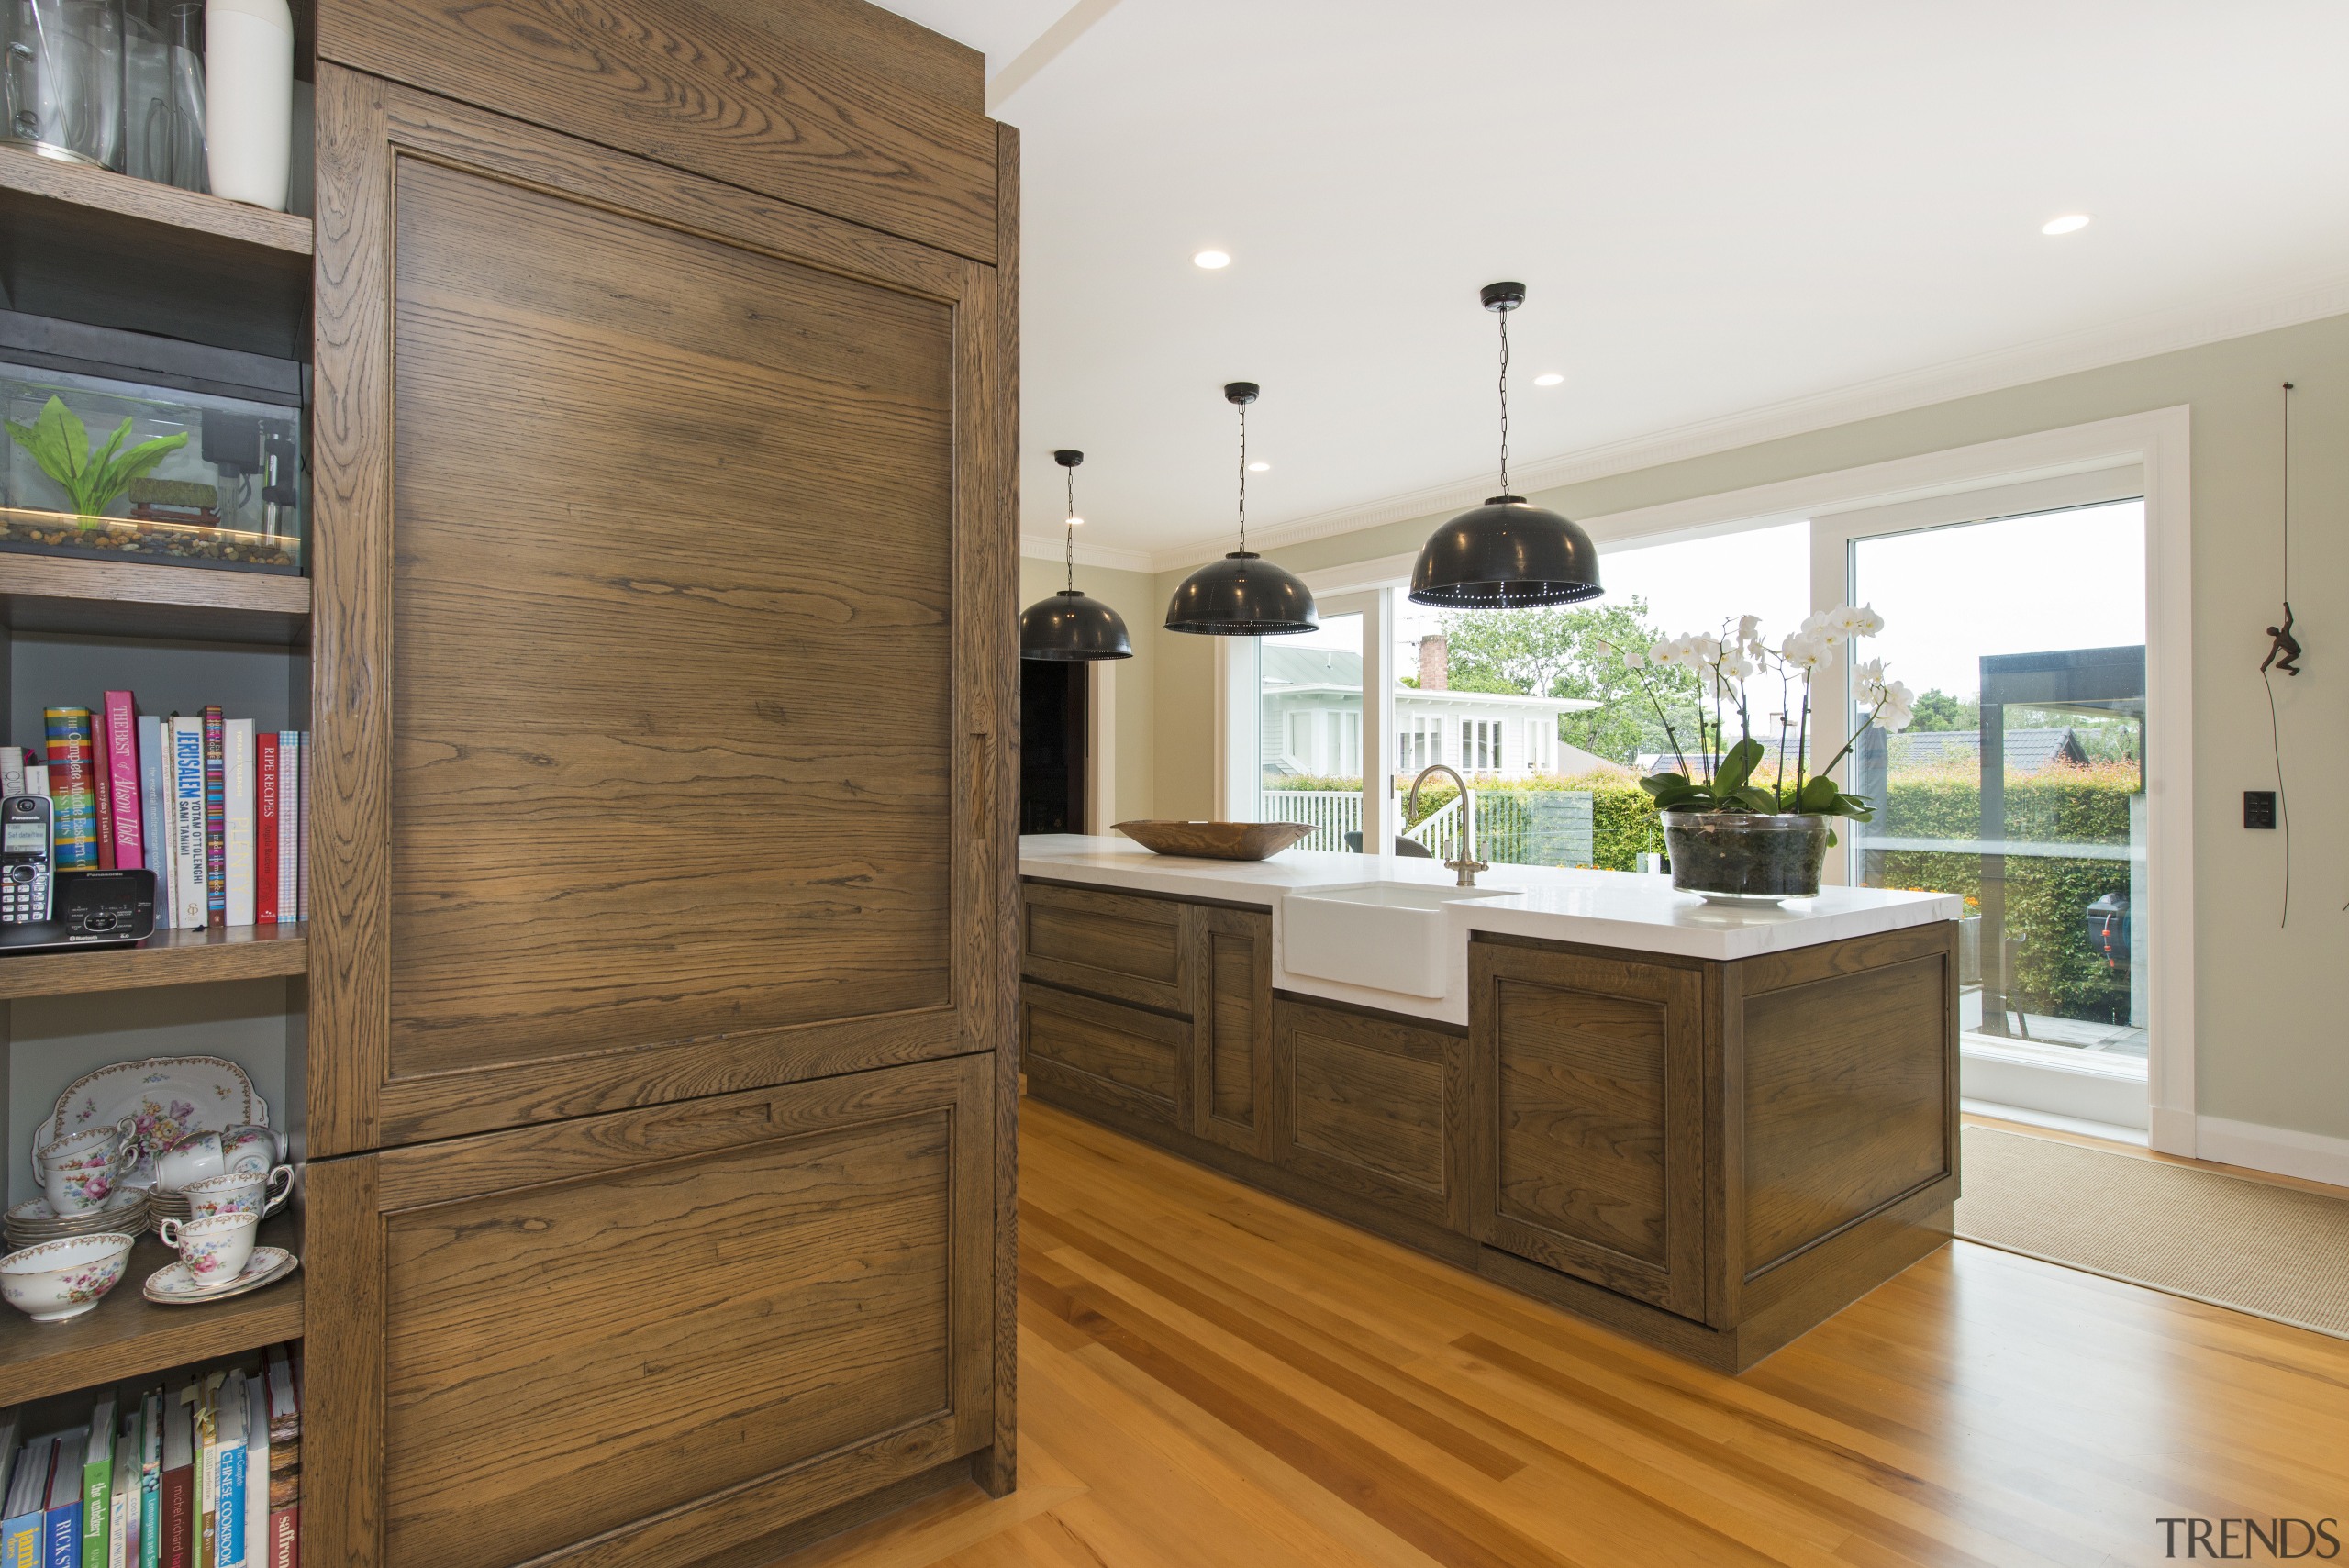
[354,1056,991,1568]
[1191,905,1274,1157]
[307,63,397,1156]
[0,921,305,1000]
[1740,951,1954,1275]
[315,0,997,262]
[689,0,983,114]
[1019,981,1183,1124]
[301,1151,385,1565]
[1020,882,1189,1014]
[1473,946,1708,1318]
[978,117,1021,1502]
[384,155,958,1078]
[0,551,311,644]
[1273,998,1464,1228]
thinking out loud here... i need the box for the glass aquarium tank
[0,361,302,574]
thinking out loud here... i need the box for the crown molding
[1020,531,1158,574]
[1144,268,2349,573]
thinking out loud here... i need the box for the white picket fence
[1262,789,1463,858]
[1261,788,1591,865]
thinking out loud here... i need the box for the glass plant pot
[1660,809,1831,905]
[1,361,302,574]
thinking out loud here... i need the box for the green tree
[1439,597,1698,767]
[1906,688,1978,732]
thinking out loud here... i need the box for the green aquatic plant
[6,396,189,526]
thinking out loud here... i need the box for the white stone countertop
[1020,834,1961,1023]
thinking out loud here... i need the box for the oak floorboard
[771,1096,2349,1568]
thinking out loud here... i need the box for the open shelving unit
[0,148,313,1396]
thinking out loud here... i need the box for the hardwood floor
[779,1095,2349,1568]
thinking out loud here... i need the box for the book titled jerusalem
[168,719,206,931]
[40,711,99,871]
[201,708,226,930]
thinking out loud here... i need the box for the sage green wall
[1019,554,1155,824]
[1152,310,2349,1142]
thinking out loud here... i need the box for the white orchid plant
[1619,605,1913,833]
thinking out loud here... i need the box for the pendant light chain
[1237,400,1249,553]
[1496,306,1512,497]
[1064,463,1078,592]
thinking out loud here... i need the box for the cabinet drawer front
[1274,999,1464,1228]
[1021,883,1190,1013]
[1021,981,1185,1125]
[1473,946,1707,1319]
[306,1056,996,1568]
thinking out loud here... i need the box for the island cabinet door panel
[301,1054,997,1568]
[1272,998,1467,1229]
[1020,883,1191,1014]
[1020,981,1185,1127]
[1470,943,1709,1319]
[1187,906,1275,1157]
[306,70,1012,1153]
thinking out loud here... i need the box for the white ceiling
[877,1,2349,571]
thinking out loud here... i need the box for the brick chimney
[1418,634,1448,692]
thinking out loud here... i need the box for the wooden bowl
[1112,820,1317,861]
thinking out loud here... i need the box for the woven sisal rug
[1954,1124,2349,1340]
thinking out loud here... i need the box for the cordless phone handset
[0,795,53,925]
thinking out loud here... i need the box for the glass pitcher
[1,0,123,168]
[121,0,203,188]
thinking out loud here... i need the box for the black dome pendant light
[1164,382,1319,636]
[1020,450,1133,661]
[1409,283,1604,608]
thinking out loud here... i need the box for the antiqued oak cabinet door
[302,1055,997,1568]
[1186,906,1275,1158]
[306,70,1013,1152]
[1469,941,1709,1318]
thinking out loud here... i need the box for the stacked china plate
[5,1185,150,1251]
[142,1185,192,1238]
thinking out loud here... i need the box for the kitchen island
[1019,833,1964,1371]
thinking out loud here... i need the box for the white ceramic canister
[204,0,293,210]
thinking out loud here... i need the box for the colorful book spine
[0,748,22,798]
[158,1387,190,1568]
[41,712,98,871]
[89,741,113,872]
[23,766,46,799]
[291,738,307,923]
[138,720,170,925]
[136,1392,160,1568]
[239,1385,262,1568]
[253,736,277,927]
[103,694,142,872]
[80,1400,111,1568]
[43,1425,83,1568]
[223,723,254,929]
[271,740,295,926]
[201,709,226,929]
[106,1414,132,1568]
[169,721,206,931]
[2,1434,51,1568]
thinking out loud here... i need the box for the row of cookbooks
[0,1344,298,1568]
[6,695,308,929]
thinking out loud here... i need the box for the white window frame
[1215,589,1389,853]
[1257,409,2193,1155]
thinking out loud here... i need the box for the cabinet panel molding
[307,70,1010,1152]
[305,1056,996,1568]
[1472,947,1708,1318]
[1020,981,1186,1126]
[1190,906,1274,1157]
[1273,997,1466,1229]
[316,0,999,262]
[1019,881,1190,1014]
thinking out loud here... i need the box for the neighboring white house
[1259,639,1598,781]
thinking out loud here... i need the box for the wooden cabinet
[1022,883,1190,1015]
[1469,947,1707,1318]
[1188,906,1274,1158]
[1020,981,1186,1127]
[305,1055,997,1568]
[299,0,1020,1556]
[1273,999,1466,1229]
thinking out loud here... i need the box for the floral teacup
[152,1130,227,1193]
[0,1233,134,1321]
[220,1125,280,1174]
[35,1118,139,1216]
[157,1212,258,1284]
[177,1165,294,1221]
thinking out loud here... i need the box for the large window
[1254,607,1370,852]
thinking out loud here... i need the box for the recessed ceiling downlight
[1193,250,1231,270]
[1533,373,1564,387]
[1248,461,1271,473]
[2041,214,2091,236]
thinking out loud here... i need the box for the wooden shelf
[0,554,309,644]
[0,923,306,1001]
[0,146,312,360]
[0,1218,299,1407]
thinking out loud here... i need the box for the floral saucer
[142,1247,299,1305]
[6,1186,148,1227]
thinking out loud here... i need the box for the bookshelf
[0,1219,301,1408]
[0,138,314,1419]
